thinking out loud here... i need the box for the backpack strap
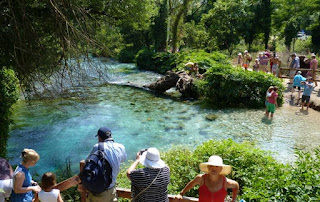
[132,169,161,201]
[98,142,104,151]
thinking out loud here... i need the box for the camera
[139,149,148,155]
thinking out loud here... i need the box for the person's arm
[176,174,202,199]
[266,91,273,97]
[33,192,39,202]
[225,178,239,202]
[57,192,63,202]
[126,152,140,180]
[275,95,278,107]
[120,145,127,163]
[13,172,41,194]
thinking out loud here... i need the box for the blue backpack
[80,142,113,194]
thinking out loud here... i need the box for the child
[253,59,260,71]
[237,53,242,67]
[35,172,63,202]
[301,77,315,111]
[266,86,278,118]
[265,86,273,115]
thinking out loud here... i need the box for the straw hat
[311,53,316,57]
[185,62,194,67]
[140,148,166,169]
[199,155,232,175]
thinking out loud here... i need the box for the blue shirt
[293,75,306,87]
[303,82,315,96]
[87,141,127,189]
[290,57,300,69]
[10,164,33,202]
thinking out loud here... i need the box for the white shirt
[38,189,59,202]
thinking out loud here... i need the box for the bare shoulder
[15,171,25,178]
[225,177,239,188]
[195,174,205,184]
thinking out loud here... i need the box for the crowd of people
[237,50,318,82]
[237,49,281,75]
[0,127,240,202]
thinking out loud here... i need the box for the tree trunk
[171,0,191,53]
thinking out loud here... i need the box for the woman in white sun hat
[127,147,170,202]
[176,155,239,202]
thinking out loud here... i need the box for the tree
[154,0,169,52]
[201,0,246,54]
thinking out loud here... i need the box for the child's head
[268,86,273,92]
[41,172,56,190]
[273,86,278,91]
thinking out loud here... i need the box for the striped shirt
[129,166,170,202]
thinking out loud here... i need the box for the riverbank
[283,78,320,111]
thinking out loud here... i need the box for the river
[7,60,320,175]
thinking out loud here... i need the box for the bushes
[135,49,177,74]
[135,49,229,74]
[117,139,320,201]
[0,67,19,157]
[196,64,284,108]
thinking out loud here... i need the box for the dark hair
[41,172,56,190]
[273,86,278,91]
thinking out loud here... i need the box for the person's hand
[175,194,183,200]
[32,185,41,193]
[136,152,141,160]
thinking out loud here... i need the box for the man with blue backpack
[81,127,127,202]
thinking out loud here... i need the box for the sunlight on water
[7,61,320,176]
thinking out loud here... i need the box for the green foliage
[135,49,177,74]
[201,0,246,54]
[153,0,169,52]
[196,64,284,108]
[174,50,229,72]
[0,67,19,158]
[182,21,212,51]
[118,46,140,63]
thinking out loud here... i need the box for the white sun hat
[311,53,316,57]
[199,155,232,175]
[140,147,166,168]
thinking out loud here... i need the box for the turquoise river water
[7,60,320,175]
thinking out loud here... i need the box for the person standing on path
[309,53,318,86]
[270,53,281,76]
[289,53,300,83]
[292,71,306,103]
[301,77,315,111]
[242,50,252,71]
[259,52,269,73]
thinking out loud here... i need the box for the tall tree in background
[154,0,169,52]
[201,0,246,54]
[261,0,271,49]
[170,0,192,53]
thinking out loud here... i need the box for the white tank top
[38,189,59,202]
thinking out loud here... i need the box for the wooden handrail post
[79,160,86,202]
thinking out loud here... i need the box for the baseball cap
[96,127,112,140]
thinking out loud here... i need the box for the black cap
[96,127,112,140]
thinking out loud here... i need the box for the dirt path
[282,78,320,111]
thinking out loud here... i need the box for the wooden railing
[278,67,320,81]
[54,160,199,202]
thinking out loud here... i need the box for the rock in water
[205,114,219,121]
